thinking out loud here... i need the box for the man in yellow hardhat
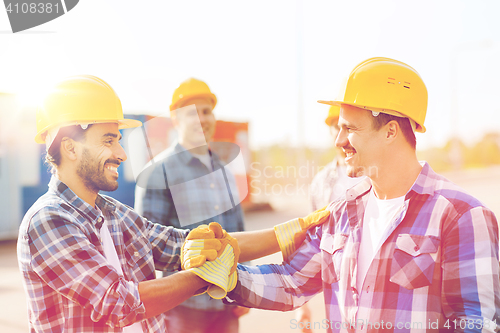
[192,57,500,331]
[18,75,329,332]
[134,78,250,333]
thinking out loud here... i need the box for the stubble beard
[77,148,119,193]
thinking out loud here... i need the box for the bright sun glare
[14,77,60,108]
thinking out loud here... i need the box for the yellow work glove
[181,224,222,296]
[274,206,330,261]
[181,224,222,270]
[206,223,239,298]
[181,223,240,299]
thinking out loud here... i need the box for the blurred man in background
[134,78,249,333]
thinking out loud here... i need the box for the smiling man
[17,75,212,333]
[221,58,500,332]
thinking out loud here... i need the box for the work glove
[181,222,240,299]
[207,223,239,298]
[274,206,330,261]
[181,224,222,270]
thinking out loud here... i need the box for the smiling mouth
[105,164,119,176]
[343,148,356,160]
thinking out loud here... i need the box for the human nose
[335,127,348,148]
[114,142,127,162]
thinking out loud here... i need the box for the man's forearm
[138,270,209,319]
[232,229,280,262]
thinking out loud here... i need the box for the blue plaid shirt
[134,142,245,311]
[17,176,189,333]
[228,162,500,332]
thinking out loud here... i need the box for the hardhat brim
[118,118,143,129]
[317,100,426,133]
[35,118,143,144]
[170,93,217,111]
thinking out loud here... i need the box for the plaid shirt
[17,176,189,333]
[134,142,245,311]
[229,162,500,332]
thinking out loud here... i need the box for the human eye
[340,125,351,133]
[103,136,115,146]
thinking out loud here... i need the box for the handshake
[180,222,239,299]
[180,207,330,299]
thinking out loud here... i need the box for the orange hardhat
[325,105,340,126]
[319,57,428,132]
[170,78,217,111]
[35,75,142,148]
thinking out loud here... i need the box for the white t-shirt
[356,190,405,292]
[100,221,144,333]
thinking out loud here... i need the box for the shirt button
[210,183,215,189]
[134,251,140,257]
[414,245,419,251]
[214,205,219,210]
[97,217,103,222]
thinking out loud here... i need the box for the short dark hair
[44,125,92,173]
[371,113,416,150]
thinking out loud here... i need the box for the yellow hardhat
[170,78,217,111]
[319,57,428,133]
[35,75,142,145]
[325,105,340,126]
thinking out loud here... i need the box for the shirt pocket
[390,234,440,289]
[320,233,348,284]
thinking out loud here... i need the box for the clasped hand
[181,222,240,299]
[180,207,330,298]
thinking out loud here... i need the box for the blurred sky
[1,0,499,150]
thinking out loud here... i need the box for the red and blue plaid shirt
[17,176,189,332]
[229,162,500,332]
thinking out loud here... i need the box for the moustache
[104,159,121,167]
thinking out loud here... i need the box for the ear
[60,137,80,162]
[385,120,399,141]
